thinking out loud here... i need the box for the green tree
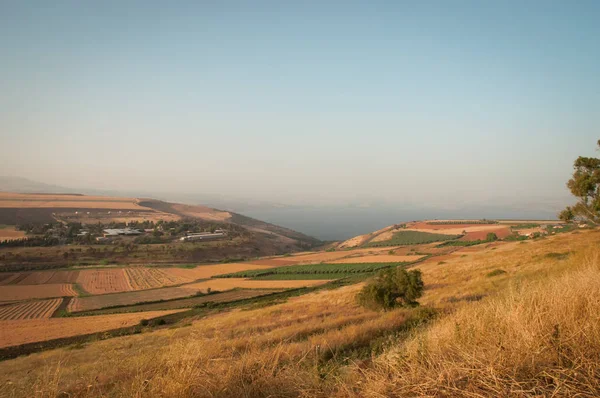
[486,233,498,241]
[561,140,600,224]
[357,268,424,311]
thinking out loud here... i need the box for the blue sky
[1,1,599,208]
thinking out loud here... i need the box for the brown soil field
[46,270,80,284]
[67,286,202,312]
[0,310,184,348]
[89,289,283,314]
[15,271,54,285]
[461,227,512,241]
[76,269,132,294]
[124,268,189,290]
[330,255,424,264]
[0,273,20,285]
[187,279,331,293]
[0,284,76,301]
[246,259,297,266]
[0,226,26,241]
[161,263,275,281]
[0,298,63,320]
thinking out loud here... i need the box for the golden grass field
[2,230,598,397]
[0,192,143,209]
[0,298,63,320]
[0,226,25,241]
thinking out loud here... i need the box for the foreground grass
[2,231,600,397]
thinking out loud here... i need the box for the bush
[357,268,424,311]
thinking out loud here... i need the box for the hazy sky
[1,1,599,207]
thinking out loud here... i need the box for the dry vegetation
[1,231,599,397]
[123,267,189,290]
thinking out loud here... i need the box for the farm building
[103,228,142,237]
[180,232,226,242]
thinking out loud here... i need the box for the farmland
[160,263,276,281]
[329,254,424,263]
[217,262,412,278]
[0,310,185,348]
[0,298,63,320]
[0,284,76,301]
[67,286,201,312]
[85,289,283,315]
[186,278,332,292]
[123,267,189,290]
[75,269,131,294]
[364,230,461,247]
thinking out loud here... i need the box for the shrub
[357,268,424,311]
[486,269,507,277]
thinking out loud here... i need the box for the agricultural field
[329,255,424,263]
[0,310,185,348]
[76,269,131,294]
[0,284,76,301]
[364,231,461,247]
[123,267,189,290]
[0,192,143,210]
[85,289,283,315]
[0,298,63,320]
[160,263,276,281]
[281,251,361,264]
[67,286,201,312]
[187,278,331,292]
[0,225,25,242]
[217,262,411,279]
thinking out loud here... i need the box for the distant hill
[0,176,80,194]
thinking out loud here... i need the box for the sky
[1,1,599,211]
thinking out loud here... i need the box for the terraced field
[0,298,62,320]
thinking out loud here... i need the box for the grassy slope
[1,231,599,397]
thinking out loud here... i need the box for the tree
[561,140,600,224]
[356,268,424,311]
[486,233,498,241]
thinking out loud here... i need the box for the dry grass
[0,298,63,320]
[351,246,600,397]
[76,269,132,295]
[1,231,599,397]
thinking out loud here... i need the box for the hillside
[0,192,320,267]
[1,225,598,396]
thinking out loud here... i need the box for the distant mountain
[0,176,80,194]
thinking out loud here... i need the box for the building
[179,231,226,242]
[103,228,142,237]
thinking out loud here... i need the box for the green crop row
[364,231,461,247]
[215,261,410,278]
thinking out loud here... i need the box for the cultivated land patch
[67,286,201,312]
[364,231,461,247]
[85,289,282,315]
[123,267,189,290]
[76,269,132,295]
[329,255,424,263]
[0,226,25,241]
[161,263,275,281]
[217,262,409,279]
[0,192,142,210]
[187,279,331,292]
[0,298,62,320]
[0,310,184,348]
[0,284,76,301]
[283,251,358,264]
[460,228,512,241]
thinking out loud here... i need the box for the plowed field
[0,284,76,301]
[124,268,189,290]
[0,298,62,320]
[76,269,132,294]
